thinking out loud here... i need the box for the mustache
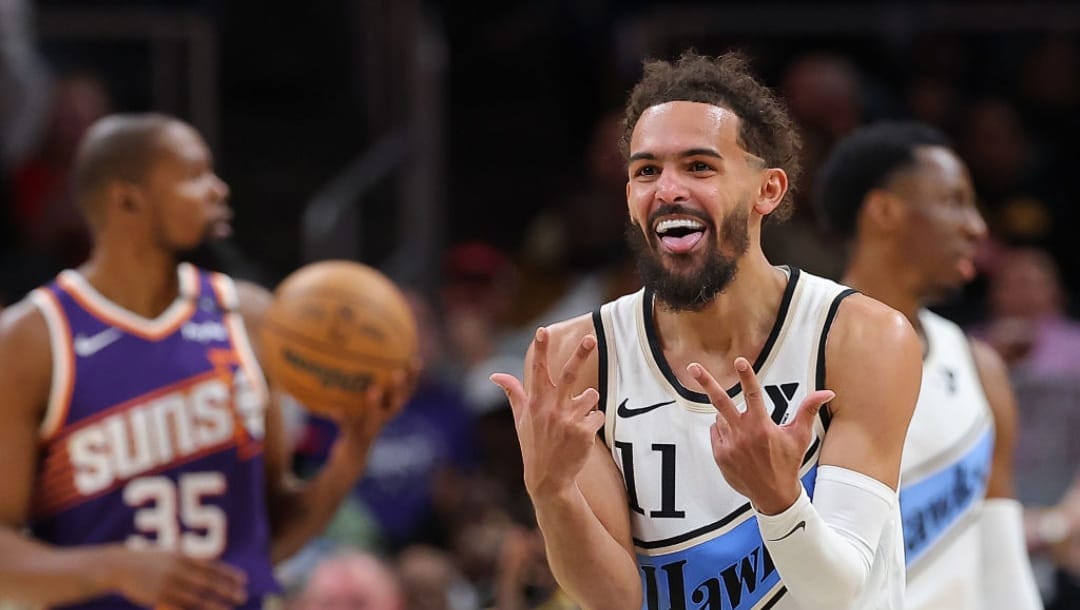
[647,204,714,231]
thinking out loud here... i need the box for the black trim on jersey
[763,587,787,609]
[592,307,608,444]
[634,502,753,549]
[642,267,801,404]
[801,437,821,465]
[815,288,857,431]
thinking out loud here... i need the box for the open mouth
[654,217,707,254]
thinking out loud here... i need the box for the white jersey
[594,268,906,610]
[899,310,994,610]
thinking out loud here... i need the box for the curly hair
[621,51,802,220]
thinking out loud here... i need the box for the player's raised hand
[104,547,247,610]
[490,327,604,498]
[690,357,835,515]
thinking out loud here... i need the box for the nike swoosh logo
[617,399,676,418]
[73,328,123,357]
[766,520,806,542]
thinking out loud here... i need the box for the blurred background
[3,1,1080,609]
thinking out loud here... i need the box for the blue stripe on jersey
[899,430,993,567]
[638,466,817,610]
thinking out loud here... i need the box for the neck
[842,243,923,333]
[79,233,182,318]
[653,250,789,357]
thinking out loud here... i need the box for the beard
[176,236,226,271]
[626,203,750,312]
[177,232,263,278]
[157,224,241,278]
[152,219,217,267]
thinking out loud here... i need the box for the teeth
[655,218,705,234]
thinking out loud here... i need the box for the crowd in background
[2,1,1080,608]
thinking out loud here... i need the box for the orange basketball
[259,260,418,416]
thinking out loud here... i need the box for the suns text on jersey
[66,372,262,496]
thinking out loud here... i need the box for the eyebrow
[628,148,724,162]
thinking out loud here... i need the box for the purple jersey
[27,263,278,609]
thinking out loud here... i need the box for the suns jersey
[27,263,278,610]
[898,310,995,610]
[594,267,906,610]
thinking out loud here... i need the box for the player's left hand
[690,356,835,515]
[333,357,422,455]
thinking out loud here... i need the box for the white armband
[754,466,898,610]
[980,498,1044,610]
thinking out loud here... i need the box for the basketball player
[0,113,413,609]
[490,51,921,610]
[816,121,1043,610]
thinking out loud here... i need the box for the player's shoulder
[823,293,922,430]
[221,278,275,353]
[188,263,270,317]
[967,336,1008,380]
[965,335,1017,428]
[538,313,598,358]
[523,313,600,391]
[0,295,54,411]
[232,278,273,321]
[831,292,920,356]
[0,294,50,352]
[824,292,922,389]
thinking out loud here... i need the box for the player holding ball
[0,113,417,610]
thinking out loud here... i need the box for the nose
[654,166,689,204]
[963,205,988,241]
[213,174,231,205]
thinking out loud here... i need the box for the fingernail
[687,363,701,376]
[535,327,546,341]
[583,335,597,349]
[735,358,750,372]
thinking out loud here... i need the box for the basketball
[259,260,418,416]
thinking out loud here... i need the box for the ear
[861,189,907,235]
[104,181,145,216]
[752,168,788,216]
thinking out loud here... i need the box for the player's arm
[817,296,920,488]
[491,317,641,610]
[969,338,1043,610]
[730,295,921,610]
[234,280,410,563]
[0,300,114,604]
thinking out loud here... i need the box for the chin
[660,255,709,276]
[923,279,966,306]
[176,238,225,270]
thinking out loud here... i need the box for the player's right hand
[693,357,835,515]
[104,547,248,610]
[491,327,604,498]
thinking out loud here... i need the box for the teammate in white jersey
[816,120,1043,610]
[490,51,922,610]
